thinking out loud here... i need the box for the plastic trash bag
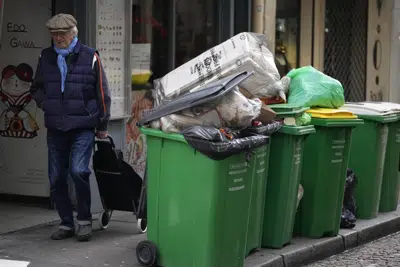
[241,121,283,136]
[287,66,345,108]
[216,89,263,127]
[160,110,221,134]
[341,168,358,229]
[183,130,270,161]
[341,209,356,229]
[160,88,262,133]
[181,126,229,142]
[295,112,312,126]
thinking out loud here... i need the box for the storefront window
[275,0,300,77]
[175,0,218,67]
[132,0,169,81]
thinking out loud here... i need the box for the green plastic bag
[295,112,311,126]
[286,66,345,108]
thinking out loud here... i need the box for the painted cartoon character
[0,63,39,138]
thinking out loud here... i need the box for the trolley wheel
[136,240,157,267]
[98,210,110,230]
[137,218,147,233]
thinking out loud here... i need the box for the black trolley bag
[93,135,147,232]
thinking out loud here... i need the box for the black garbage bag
[340,168,358,229]
[241,120,283,136]
[181,126,230,142]
[181,126,270,161]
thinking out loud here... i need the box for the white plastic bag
[216,89,262,128]
[159,88,262,133]
[161,110,222,133]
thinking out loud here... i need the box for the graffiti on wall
[124,90,153,179]
[0,63,39,138]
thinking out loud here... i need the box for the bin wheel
[136,240,157,267]
[99,211,110,230]
[137,218,147,233]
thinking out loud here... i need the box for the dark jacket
[30,41,111,131]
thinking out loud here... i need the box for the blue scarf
[54,37,78,93]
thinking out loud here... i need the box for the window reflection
[175,0,218,67]
[275,0,300,77]
[132,0,169,81]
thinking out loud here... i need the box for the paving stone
[307,232,400,266]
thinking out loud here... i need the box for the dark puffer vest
[40,42,99,131]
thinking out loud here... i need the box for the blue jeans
[47,129,95,230]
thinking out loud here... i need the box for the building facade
[1,0,400,200]
[275,0,400,104]
[0,0,251,198]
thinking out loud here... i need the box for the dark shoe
[76,224,92,242]
[51,228,75,240]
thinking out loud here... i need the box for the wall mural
[0,63,39,138]
[125,90,153,179]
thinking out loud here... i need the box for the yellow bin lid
[306,108,358,119]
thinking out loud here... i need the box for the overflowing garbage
[136,31,362,165]
[135,32,366,255]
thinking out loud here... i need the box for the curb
[245,207,400,267]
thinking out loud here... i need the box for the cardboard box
[154,32,281,103]
[256,104,276,124]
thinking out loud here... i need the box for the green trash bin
[343,102,399,216]
[138,128,269,267]
[261,125,315,249]
[349,114,394,218]
[380,108,400,212]
[245,144,270,256]
[294,117,363,238]
[380,114,400,212]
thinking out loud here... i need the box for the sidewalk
[0,203,59,235]
[246,206,400,267]
[1,208,400,267]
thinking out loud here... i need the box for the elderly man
[30,14,111,241]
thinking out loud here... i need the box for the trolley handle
[94,134,115,148]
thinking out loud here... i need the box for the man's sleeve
[93,53,111,131]
[29,55,45,109]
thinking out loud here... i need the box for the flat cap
[46,14,77,32]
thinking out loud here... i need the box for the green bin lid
[310,118,364,127]
[278,125,316,135]
[268,104,310,118]
[141,127,186,143]
[355,114,398,123]
[342,102,400,123]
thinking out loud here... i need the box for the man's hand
[96,130,108,139]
